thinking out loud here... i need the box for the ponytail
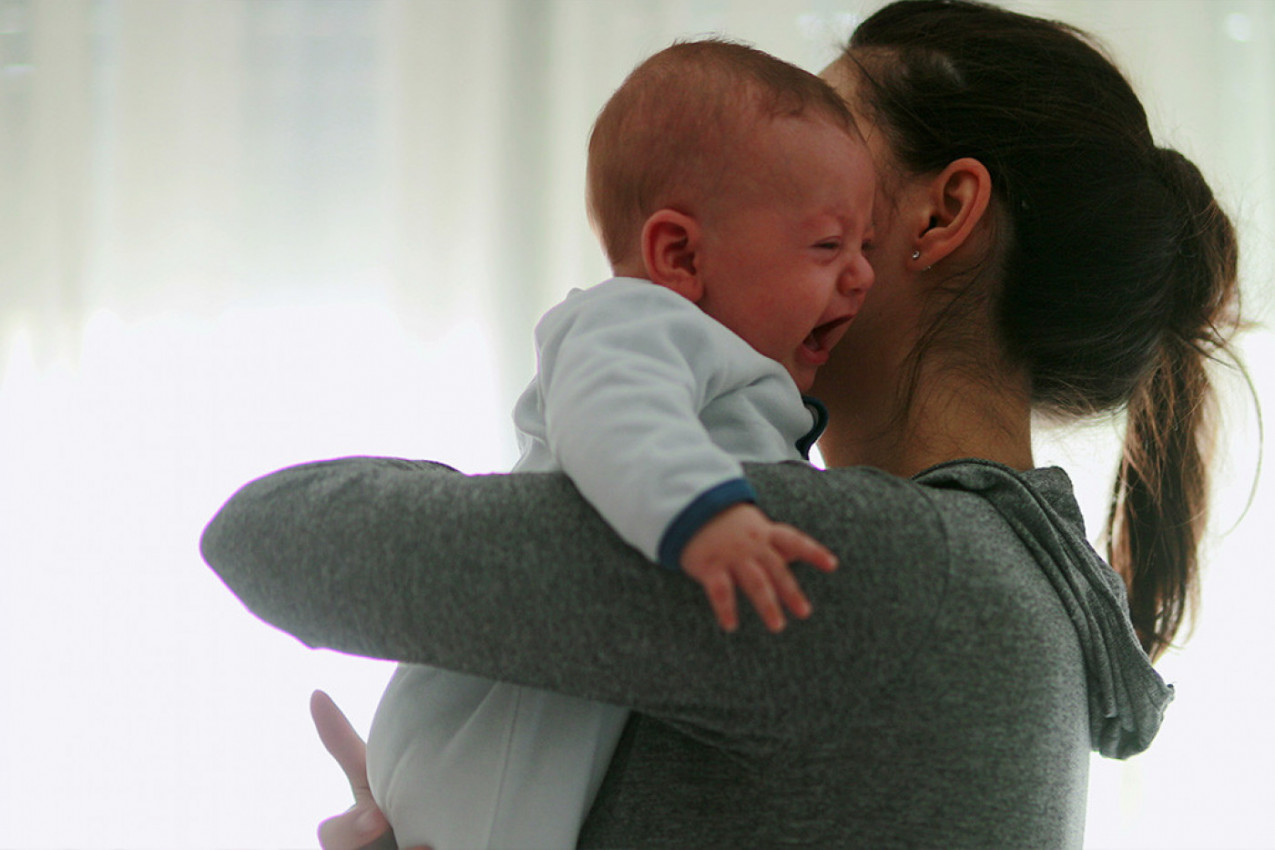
[1108,343,1210,658]
[1106,149,1240,661]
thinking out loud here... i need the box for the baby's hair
[587,38,858,269]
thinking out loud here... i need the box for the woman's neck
[816,358,1034,477]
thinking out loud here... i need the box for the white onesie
[366,277,825,849]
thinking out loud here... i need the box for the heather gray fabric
[202,456,1172,848]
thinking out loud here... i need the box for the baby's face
[694,116,876,393]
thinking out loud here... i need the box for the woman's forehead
[818,60,886,158]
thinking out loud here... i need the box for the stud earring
[911,250,921,261]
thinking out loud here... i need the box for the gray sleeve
[200,456,950,733]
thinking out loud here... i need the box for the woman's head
[827,0,1242,658]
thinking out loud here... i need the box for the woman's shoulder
[742,458,1087,558]
[741,458,1082,552]
[741,458,1096,684]
[737,459,1081,690]
[744,458,1169,761]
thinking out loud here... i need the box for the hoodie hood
[916,459,1174,760]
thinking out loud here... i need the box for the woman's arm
[201,457,946,728]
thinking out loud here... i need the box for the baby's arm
[528,279,835,631]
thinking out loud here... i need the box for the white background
[0,1,1271,848]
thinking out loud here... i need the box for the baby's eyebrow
[832,209,869,230]
[801,215,845,236]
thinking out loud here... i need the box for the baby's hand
[680,503,837,633]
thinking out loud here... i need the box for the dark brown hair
[586,38,857,268]
[843,0,1242,659]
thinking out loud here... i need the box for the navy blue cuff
[657,478,757,570]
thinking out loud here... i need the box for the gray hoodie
[202,456,1171,848]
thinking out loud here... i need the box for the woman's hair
[842,0,1242,659]
[586,38,856,269]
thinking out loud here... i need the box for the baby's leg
[367,664,628,850]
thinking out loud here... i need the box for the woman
[202,1,1241,846]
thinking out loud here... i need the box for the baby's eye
[814,239,842,251]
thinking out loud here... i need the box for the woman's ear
[641,209,704,302]
[909,157,993,271]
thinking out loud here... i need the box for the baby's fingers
[771,524,839,573]
[759,554,813,622]
[735,558,788,632]
[700,568,740,633]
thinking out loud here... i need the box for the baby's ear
[641,209,704,303]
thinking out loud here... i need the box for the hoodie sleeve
[199,457,951,727]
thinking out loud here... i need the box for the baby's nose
[839,254,874,297]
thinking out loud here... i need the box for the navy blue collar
[795,396,828,460]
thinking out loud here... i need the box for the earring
[911,250,921,261]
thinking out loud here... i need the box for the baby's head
[587,38,861,272]
[586,39,876,391]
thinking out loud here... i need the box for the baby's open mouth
[803,316,853,354]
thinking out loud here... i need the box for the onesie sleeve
[525,279,794,568]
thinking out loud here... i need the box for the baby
[367,38,875,849]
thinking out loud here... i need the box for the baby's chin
[789,368,816,394]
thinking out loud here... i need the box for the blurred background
[0,1,1270,847]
